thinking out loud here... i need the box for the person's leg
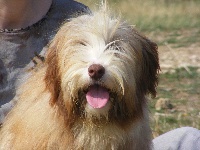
[153,127,200,150]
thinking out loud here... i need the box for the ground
[159,45,200,73]
[149,30,200,137]
[156,29,200,73]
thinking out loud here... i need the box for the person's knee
[153,127,200,150]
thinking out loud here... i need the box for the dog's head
[45,10,159,126]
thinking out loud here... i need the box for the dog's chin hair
[69,89,138,127]
[85,102,111,121]
[72,121,128,150]
[67,87,132,125]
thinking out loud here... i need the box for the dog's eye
[113,46,125,54]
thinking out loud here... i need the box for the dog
[0,7,159,150]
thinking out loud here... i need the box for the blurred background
[77,0,200,137]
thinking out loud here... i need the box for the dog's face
[45,11,159,126]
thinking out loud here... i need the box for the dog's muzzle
[86,64,110,109]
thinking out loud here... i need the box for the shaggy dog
[0,8,159,150]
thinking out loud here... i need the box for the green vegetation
[151,67,200,136]
[78,0,200,32]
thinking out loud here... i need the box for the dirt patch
[159,45,200,73]
[149,29,200,73]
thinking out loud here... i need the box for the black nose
[88,64,105,80]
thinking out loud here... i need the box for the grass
[77,0,200,32]
[158,28,200,47]
[151,67,200,137]
[77,0,200,136]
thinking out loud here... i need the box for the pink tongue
[86,85,109,108]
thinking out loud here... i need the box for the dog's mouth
[74,84,130,123]
[85,84,110,109]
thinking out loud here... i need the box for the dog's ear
[139,37,160,98]
[44,45,62,105]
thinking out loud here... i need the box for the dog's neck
[72,121,131,150]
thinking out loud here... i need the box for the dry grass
[77,0,200,31]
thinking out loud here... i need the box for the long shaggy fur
[0,7,159,150]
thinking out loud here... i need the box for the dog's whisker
[103,39,122,51]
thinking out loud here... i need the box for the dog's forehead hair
[55,16,143,62]
[56,12,129,45]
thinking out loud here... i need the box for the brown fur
[0,8,159,150]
